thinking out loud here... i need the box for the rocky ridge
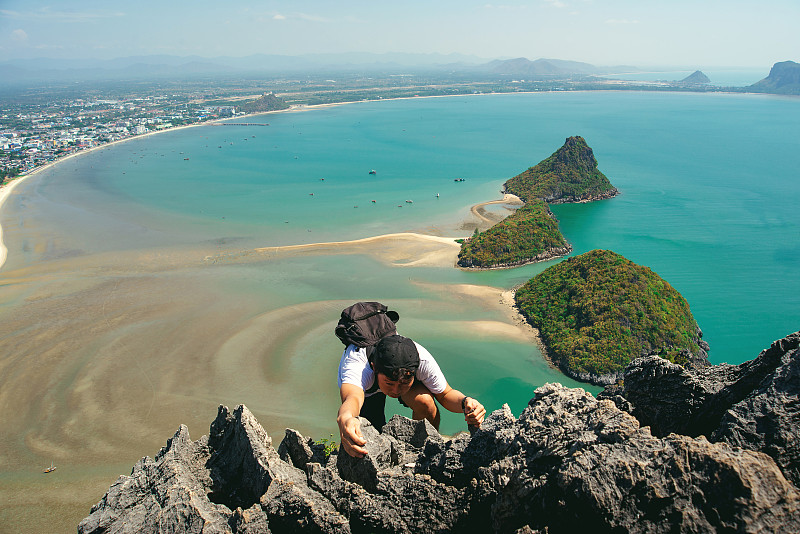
[749,61,800,95]
[79,330,800,533]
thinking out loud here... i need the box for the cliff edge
[748,61,800,95]
[79,330,800,533]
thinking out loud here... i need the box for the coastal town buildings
[0,93,241,183]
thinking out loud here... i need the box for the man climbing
[337,332,486,458]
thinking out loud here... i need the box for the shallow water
[1,91,799,532]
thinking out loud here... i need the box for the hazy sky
[0,0,797,67]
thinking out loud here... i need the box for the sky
[0,0,797,68]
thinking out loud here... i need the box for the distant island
[504,136,618,204]
[457,136,617,269]
[679,70,711,85]
[514,249,709,385]
[748,60,800,95]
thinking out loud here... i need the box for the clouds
[0,7,126,23]
[10,29,28,43]
[0,0,796,67]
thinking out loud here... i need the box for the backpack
[335,301,399,349]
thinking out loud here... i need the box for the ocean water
[1,90,799,532]
[8,89,800,390]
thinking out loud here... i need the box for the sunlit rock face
[79,331,800,534]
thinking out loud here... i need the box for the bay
[1,90,799,532]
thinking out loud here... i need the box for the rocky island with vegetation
[514,249,709,385]
[457,136,617,269]
[503,135,618,204]
[456,199,571,268]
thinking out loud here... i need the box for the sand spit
[204,232,463,268]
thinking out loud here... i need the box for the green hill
[504,136,618,203]
[748,61,800,95]
[457,199,571,268]
[237,92,290,113]
[514,250,707,384]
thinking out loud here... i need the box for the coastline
[0,100,361,271]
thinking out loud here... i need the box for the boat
[454,178,465,182]
[369,170,377,175]
[43,462,56,473]
[405,200,413,203]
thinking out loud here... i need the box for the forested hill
[748,60,800,95]
[514,249,708,385]
[458,136,617,269]
[503,136,618,203]
[236,92,290,113]
[456,199,571,268]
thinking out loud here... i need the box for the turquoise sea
[1,90,799,532]
[26,91,799,361]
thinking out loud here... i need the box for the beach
[0,110,554,533]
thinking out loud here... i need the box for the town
[0,89,242,182]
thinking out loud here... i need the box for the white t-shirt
[337,340,447,397]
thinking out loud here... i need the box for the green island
[514,249,708,384]
[458,136,617,269]
[504,135,618,203]
[457,199,570,268]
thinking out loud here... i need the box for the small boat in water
[43,462,56,473]
[369,170,377,175]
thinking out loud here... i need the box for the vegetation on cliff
[504,136,618,203]
[457,199,569,268]
[515,250,704,378]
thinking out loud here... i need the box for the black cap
[372,335,419,378]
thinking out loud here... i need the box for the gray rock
[335,417,398,492]
[713,332,800,486]
[486,383,800,533]
[606,330,800,486]
[80,333,800,533]
[79,404,347,534]
[278,428,330,469]
[382,414,444,449]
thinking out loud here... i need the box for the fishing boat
[43,462,56,473]
[368,170,377,175]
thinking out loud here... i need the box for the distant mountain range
[0,52,489,85]
[0,53,638,86]
[748,60,800,94]
[483,57,638,77]
[2,53,797,96]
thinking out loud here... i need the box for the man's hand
[338,383,368,457]
[463,396,486,427]
[339,416,368,458]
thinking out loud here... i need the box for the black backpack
[335,301,399,349]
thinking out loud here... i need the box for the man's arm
[433,385,486,426]
[337,383,368,457]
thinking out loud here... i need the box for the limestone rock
[80,334,800,533]
[605,330,800,486]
